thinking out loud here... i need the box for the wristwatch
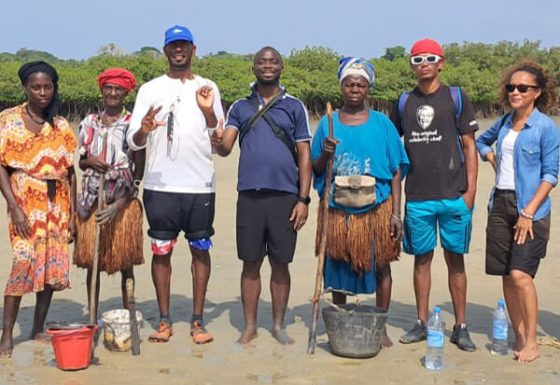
[297,196,311,205]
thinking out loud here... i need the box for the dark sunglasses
[505,84,539,93]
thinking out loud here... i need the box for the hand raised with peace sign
[140,105,165,134]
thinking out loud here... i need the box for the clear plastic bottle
[491,299,509,356]
[425,306,445,370]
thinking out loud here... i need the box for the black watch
[297,196,311,205]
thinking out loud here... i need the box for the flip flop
[190,321,213,344]
[148,321,173,343]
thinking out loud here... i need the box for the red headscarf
[97,68,137,92]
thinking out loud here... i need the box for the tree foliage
[1,41,559,118]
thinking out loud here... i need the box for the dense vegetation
[1,40,559,118]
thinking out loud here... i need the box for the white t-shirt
[127,74,224,193]
[496,128,519,190]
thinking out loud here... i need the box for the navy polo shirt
[226,86,311,194]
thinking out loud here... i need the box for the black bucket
[322,304,388,358]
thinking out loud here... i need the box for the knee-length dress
[0,104,77,296]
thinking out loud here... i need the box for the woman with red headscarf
[73,68,145,319]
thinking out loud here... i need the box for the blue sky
[1,0,559,59]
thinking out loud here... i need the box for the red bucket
[47,325,97,371]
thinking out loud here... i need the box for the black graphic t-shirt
[392,85,479,201]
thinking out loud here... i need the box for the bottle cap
[498,299,505,307]
[434,306,441,313]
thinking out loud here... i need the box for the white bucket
[101,309,143,352]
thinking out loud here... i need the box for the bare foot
[272,328,294,345]
[237,327,258,345]
[31,332,51,344]
[380,330,393,348]
[0,339,13,359]
[516,341,540,363]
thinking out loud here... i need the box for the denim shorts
[403,197,473,256]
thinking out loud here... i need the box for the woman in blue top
[311,57,409,347]
[476,60,559,363]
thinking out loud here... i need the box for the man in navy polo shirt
[212,46,312,345]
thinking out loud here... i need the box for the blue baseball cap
[164,25,194,46]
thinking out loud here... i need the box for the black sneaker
[399,319,427,344]
[450,324,476,352]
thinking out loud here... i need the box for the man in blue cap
[127,25,224,345]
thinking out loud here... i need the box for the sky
[1,0,559,60]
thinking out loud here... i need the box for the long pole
[88,173,105,326]
[307,102,335,354]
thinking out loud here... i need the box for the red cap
[410,38,444,57]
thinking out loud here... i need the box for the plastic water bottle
[425,306,445,370]
[491,299,509,356]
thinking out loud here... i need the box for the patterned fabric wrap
[77,112,134,219]
[337,57,376,87]
[0,104,77,296]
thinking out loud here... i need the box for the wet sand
[1,119,560,385]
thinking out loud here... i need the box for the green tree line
[1,40,559,119]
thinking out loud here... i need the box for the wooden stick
[307,102,335,354]
[126,278,141,356]
[88,172,105,326]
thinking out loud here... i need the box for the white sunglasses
[410,55,442,65]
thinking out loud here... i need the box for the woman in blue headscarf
[311,57,409,347]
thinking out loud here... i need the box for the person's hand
[210,119,224,146]
[462,190,476,210]
[85,156,110,173]
[96,199,126,225]
[196,86,215,111]
[390,215,402,241]
[68,214,76,243]
[514,216,534,245]
[140,106,164,133]
[290,202,309,231]
[485,152,497,172]
[9,205,31,239]
[323,137,339,157]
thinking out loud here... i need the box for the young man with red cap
[393,38,479,352]
[127,25,224,345]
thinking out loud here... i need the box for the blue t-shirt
[226,87,311,194]
[311,110,409,214]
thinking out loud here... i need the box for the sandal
[148,321,173,343]
[190,321,213,344]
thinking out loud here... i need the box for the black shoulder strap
[241,94,298,165]
[261,113,298,165]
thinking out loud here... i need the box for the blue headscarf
[337,57,375,87]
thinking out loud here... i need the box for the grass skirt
[315,197,400,273]
[73,198,144,274]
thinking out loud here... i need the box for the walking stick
[88,173,105,326]
[307,102,335,354]
[126,278,141,356]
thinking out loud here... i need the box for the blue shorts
[403,197,473,256]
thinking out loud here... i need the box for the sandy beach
[1,118,559,385]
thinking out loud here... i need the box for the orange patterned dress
[0,104,77,296]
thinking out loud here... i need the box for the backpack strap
[449,86,463,126]
[397,91,411,129]
[448,86,466,164]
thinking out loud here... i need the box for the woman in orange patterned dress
[0,61,77,358]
